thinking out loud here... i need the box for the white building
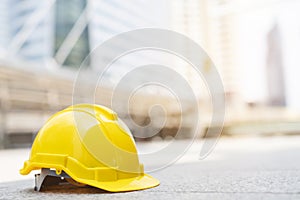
[0,0,169,68]
[0,0,53,63]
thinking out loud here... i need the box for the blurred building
[170,0,206,98]
[88,0,164,47]
[1,0,300,149]
[170,0,240,105]
[0,0,53,62]
[0,0,173,148]
[0,0,10,52]
[184,0,300,111]
[0,0,168,68]
[55,0,90,67]
[266,23,286,106]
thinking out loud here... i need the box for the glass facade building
[0,0,168,68]
[0,0,53,62]
[54,0,90,67]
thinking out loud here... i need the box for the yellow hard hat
[20,104,159,192]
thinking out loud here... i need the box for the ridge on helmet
[20,104,159,192]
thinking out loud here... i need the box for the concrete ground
[0,136,300,199]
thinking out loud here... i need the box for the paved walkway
[1,136,300,199]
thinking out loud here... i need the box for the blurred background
[0,0,300,150]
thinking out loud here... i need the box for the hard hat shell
[20,104,159,192]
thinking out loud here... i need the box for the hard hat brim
[21,162,159,192]
[78,173,160,192]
